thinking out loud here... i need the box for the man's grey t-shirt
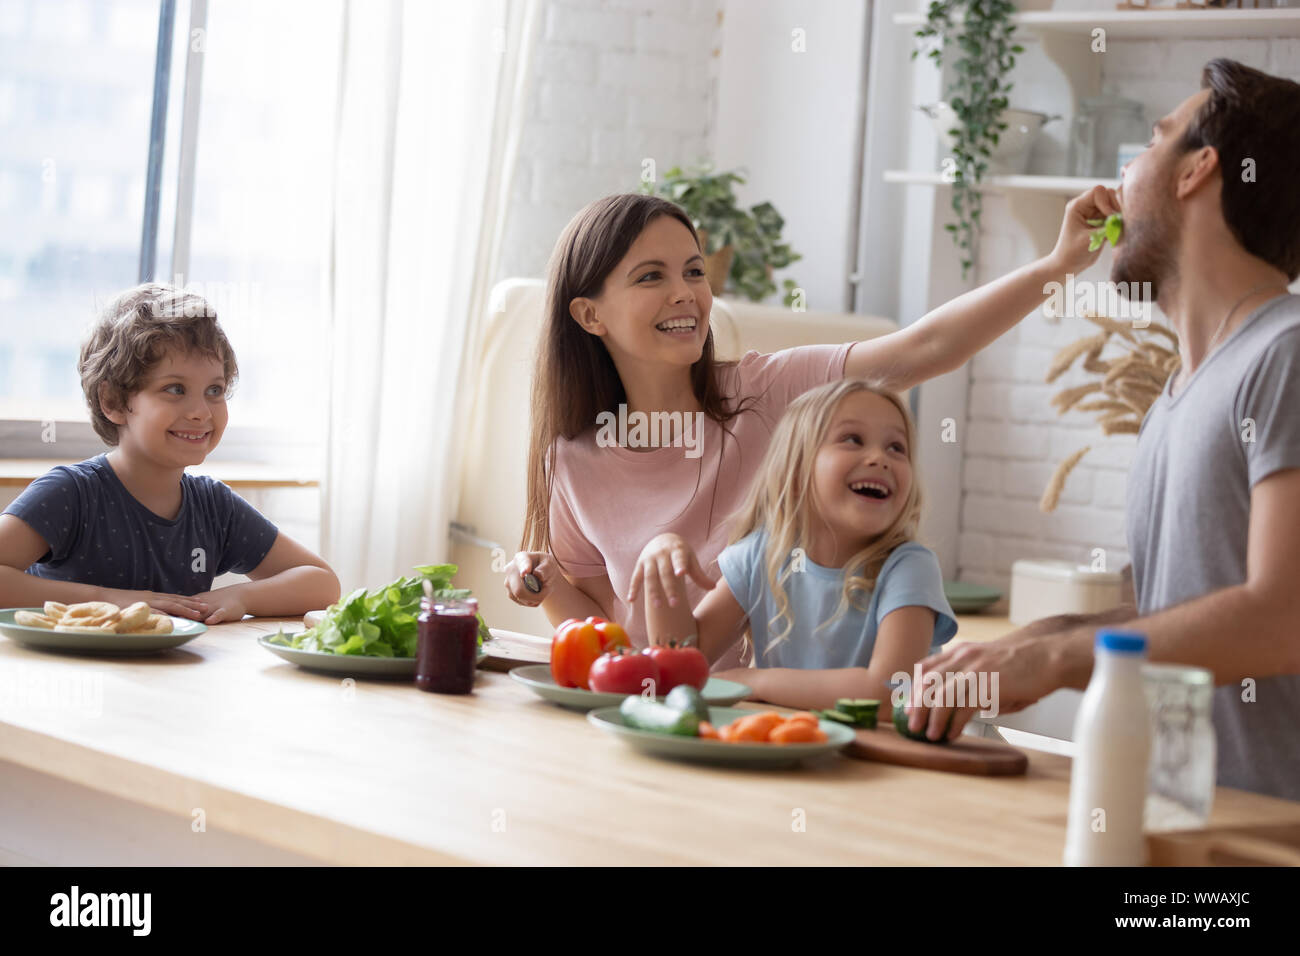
[4,454,278,595]
[1128,293,1300,801]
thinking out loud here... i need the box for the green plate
[509,664,751,711]
[944,580,1002,614]
[587,706,853,765]
[0,607,206,653]
[258,634,484,679]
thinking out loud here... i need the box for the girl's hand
[191,586,248,625]
[100,588,209,621]
[505,551,554,607]
[627,533,714,610]
[1049,184,1122,276]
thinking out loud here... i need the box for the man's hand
[906,632,1080,741]
[190,585,249,625]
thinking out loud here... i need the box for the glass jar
[415,597,479,694]
[1141,663,1216,831]
[1069,94,1149,179]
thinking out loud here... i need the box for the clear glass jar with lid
[1068,94,1149,179]
[1142,663,1216,831]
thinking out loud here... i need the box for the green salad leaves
[1087,213,1123,252]
[267,564,490,658]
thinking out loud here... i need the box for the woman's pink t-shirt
[547,343,852,668]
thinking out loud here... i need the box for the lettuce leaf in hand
[1086,213,1122,252]
[267,563,490,657]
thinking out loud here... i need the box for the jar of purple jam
[415,597,479,694]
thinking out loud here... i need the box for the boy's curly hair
[79,283,239,445]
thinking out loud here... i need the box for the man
[908,59,1300,801]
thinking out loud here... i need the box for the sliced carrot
[785,712,819,726]
[730,712,784,742]
[770,721,821,744]
[698,721,719,739]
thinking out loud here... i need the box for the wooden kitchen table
[2,617,1298,866]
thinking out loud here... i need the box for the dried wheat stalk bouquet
[1040,312,1181,511]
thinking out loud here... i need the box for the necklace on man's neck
[1204,282,1289,355]
[1171,283,1288,396]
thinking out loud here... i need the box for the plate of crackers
[0,601,207,652]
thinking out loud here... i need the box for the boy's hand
[101,588,209,621]
[627,533,714,610]
[1049,184,1122,277]
[191,585,248,625]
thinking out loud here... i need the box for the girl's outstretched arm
[845,185,1120,392]
[713,605,936,710]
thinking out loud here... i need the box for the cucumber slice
[820,709,859,726]
[836,698,880,718]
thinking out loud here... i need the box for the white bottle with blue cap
[1064,629,1151,866]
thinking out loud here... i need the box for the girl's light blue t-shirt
[717,532,958,669]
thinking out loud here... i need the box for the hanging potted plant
[639,164,802,307]
[912,0,1025,278]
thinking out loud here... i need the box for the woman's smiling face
[105,348,229,469]
[571,215,712,370]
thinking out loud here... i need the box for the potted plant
[639,164,802,307]
[912,0,1024,278]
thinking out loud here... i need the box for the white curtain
[323,0,537,592]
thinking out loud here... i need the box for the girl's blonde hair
[727,377,923,654]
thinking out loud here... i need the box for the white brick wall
[956,34,1300,592]
[497,0,721,282]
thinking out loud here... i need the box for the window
[181,0,340,451]
[0,0,341,462]
[0,0,165,421]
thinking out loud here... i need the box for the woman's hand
[1049,184,1122,277]
[100,588,209,621]
[504,551,555,607]
[627,533,714,610]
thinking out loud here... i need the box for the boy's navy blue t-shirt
[4,454,278,595]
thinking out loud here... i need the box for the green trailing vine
[912,0,1023,278]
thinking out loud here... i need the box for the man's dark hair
[1178,58,1300,280]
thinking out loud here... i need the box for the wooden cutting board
[844,723,1029,776]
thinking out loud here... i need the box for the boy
[0,283,339,624]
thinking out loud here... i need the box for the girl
[505,189,1116,666]
[643,377,955,710]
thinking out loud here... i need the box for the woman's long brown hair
[521,194,752,558]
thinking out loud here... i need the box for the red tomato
[588,646,660,696]
[550,619,604,689]
[642,641,709,692]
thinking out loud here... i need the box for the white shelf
[884,170,1119,195]
[894,8,1300,40]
